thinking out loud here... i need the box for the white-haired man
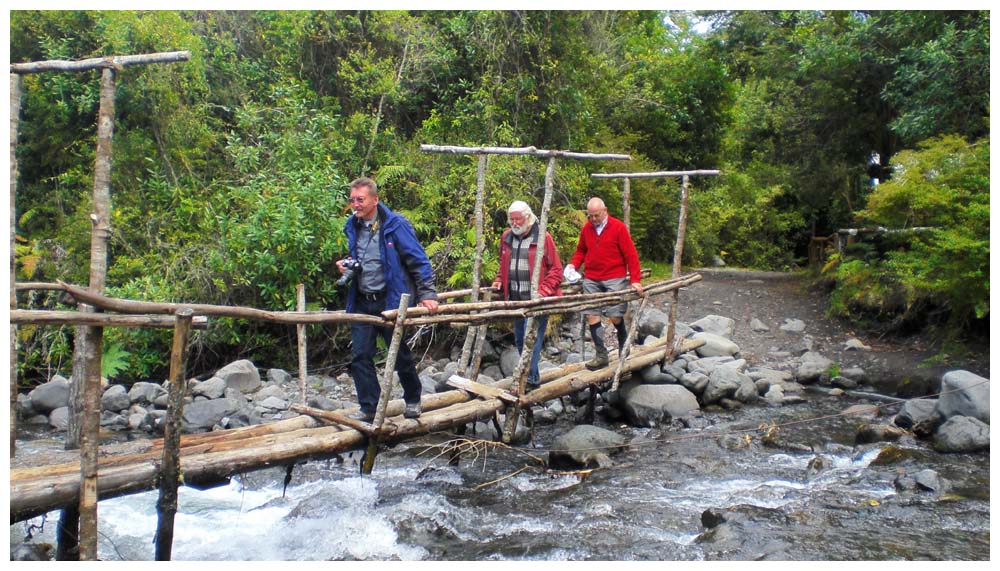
[491,200,563,388]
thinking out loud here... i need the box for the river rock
[129,381,166,405]
[548,424,627,468]
[679,372,710,395]
[913,469,949,493]
[687,355,735,376]
[500,346,520,377]
[28,376,71,413]
[101,384,131,412]
[48,406,70,431]
[892,399,939,433]
[636,307,671,338]
[266,368,292,385]
[795,352,832,384]
[192,376,227,399]
[691,315,736,338]
[258,396,289,411]
[215,359,262,393]
[702,367,757,405]
[182,398,242,431]
[749,318,770,332]
[640,363,675,384]
[618,380,700,426]
[692,332,740,358]
[933,415,989,453]
[779,318,806,333]
[855,423,908,444]
[936,370,989,423]
[255,384,288,401]
[844,337,871,351]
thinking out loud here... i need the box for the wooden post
[467,290,493,383]
[622,176,631,230]
[610,295,648,392]
[665,175,691,352]
[154,307,194,561]
[361,293,410,474]
[458,154,488,375]
[296,284,307,404]
[73,66,117,562]
[10,72,22,459]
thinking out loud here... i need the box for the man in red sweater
[566,197,644,370]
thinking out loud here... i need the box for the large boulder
[182,398,243,431]
[690,315,736,339]
[692,332,740,358]
[548,424,628,468]
[619,380,701,426]
[933,415,989,453]
[703,367,757,405]
[129,381,166,406]
[191,376,227,399]
[636,307,671,338]
[101,384,132,413]
[48,406,70,431]
[936,370,989,423]
[28,375,71,413]
[893,398,940,434]
[215,359,262,393]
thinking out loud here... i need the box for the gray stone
[640,364,675,384]
[619,380,701,426]
[255,384,287,401]
[28,376,71,413]
[266,368,292,385]
[192,376,227,399]
[549,424,628,468]
[48,406,70,431]
[129,381,166,405]
[779,318,806,333]
[101,384,132,413]
[215,359,262,393]
[893,398,940,434]
[795,352,832,384]
[182,398,242,431]
[913,469,948,493]
[258,396,289,411]
[703,366,758,405]
[748,368,792,384]
[934,415,989,453]
[844,337,871,351]
[840,367,867,383]
[691,315,736,338]
[679,372,710,395]
[936,370,989,423]
[749,318,770,332]
[692,332,740,358]
[500,346,521,377]
[636,307,671,338]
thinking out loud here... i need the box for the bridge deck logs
[10,336,702,523]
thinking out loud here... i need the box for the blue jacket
[344,202,437,313]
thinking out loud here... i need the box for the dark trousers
[350,295,423,414]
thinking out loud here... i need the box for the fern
[101,342,131,380]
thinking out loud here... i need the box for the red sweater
[570,215,641,282]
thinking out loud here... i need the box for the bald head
[586,197,608,227]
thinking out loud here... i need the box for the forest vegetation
[9,10,990,384]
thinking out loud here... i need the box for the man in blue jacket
[339,177,439,422]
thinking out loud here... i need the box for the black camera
[336,257,361,287]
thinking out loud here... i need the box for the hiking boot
[348,409,375,422]
[585,348,609,370]
[404,402,422,419]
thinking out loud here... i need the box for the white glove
[563,264,582,284]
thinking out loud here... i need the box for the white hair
[508,200,537,225]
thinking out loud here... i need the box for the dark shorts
[582,276,631,317]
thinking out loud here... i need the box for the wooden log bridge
[10,334,704,524]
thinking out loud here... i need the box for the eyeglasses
[348,197,367,204]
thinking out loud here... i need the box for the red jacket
[493,224,563,299]
[570,215,641,282]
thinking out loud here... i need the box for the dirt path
[660,268,989,396]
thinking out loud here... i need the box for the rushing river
[10,393,990,561]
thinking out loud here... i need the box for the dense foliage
[10,10,989,383]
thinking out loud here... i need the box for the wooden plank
[446,375,518,403]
